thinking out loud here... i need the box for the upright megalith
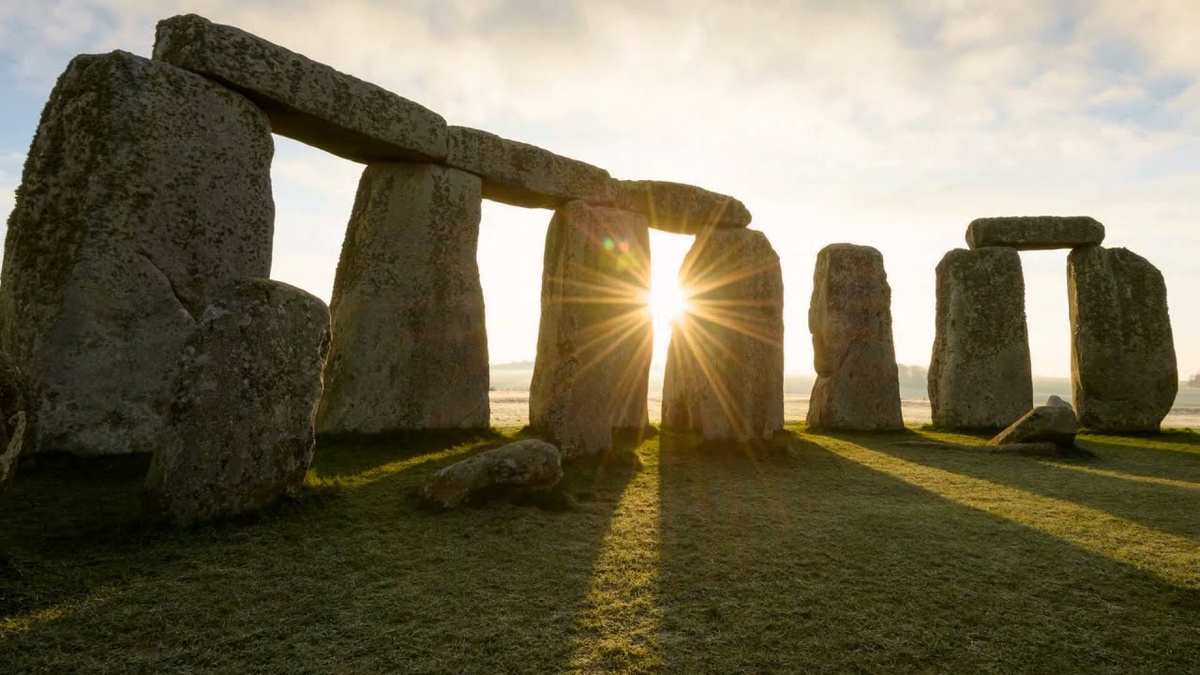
[153,14,447,163]
[1068,246,1177,432]
[316,164,490,436]
[806,244,903,430]
[662,229,784,441]
[531,201,652,457]
[929,247,1032,429]
[0,51,274,455]
[144,279,330,525]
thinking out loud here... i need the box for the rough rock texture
[1068,246,1177,432]
[1047,395,1071,408]
[144,279,330,525]
[154,14,446,163]
[419,439,563,510]
[0,354,30,490]
[966,216,1105,250]
[989,405,1077,448]
[445,126,611,209]
[316,164,489,435]
[605,180,752,234]
[929,248,1032,429]
[530,201,652,456]
[0,51,274,455]
[806,244,903,430]
[662,229,784,441]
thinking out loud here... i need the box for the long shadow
[1075,434,1200,482]
[867,433,1200,541]
[1,429,647,674]
[654,432,1200,674]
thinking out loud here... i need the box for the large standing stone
[0,51,274,455]
[315,164,489,436]
[144,279,330,525]
[1068,246,1177,432]
[929,248,1032,429]
[662,228,784,441]
[530,201,652,457]
[605,180,752,234]
[0,354,30,491]
[806,244,903,430]
[419,439,563,510]
[966,216,1105,250]
[445,126,611,209]
[153,14,447,163]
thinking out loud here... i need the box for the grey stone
[316,163,489,435]
[966,216,1105,250]
[604,180,751,234]
[989,405,1077,448]
[929,248,1032,429]
[419,439,563,510]
[1068,246,1177,432]
[144,279,330,525]
[1046,395,1072,408]
[0,51,274,456]
[662,228,784,441]
[153,14,447,163]
[445,126,611,209]
[530,201,652,456]
[806,244,903,430]
[0,354,29,490]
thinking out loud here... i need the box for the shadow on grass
[654,432,1200,674]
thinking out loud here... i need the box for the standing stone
[806,244,903,430]
[662,228,784,441]
[143,279,330,525]
[0,51,274,455]
[1068,246,1177,432]
[153,14,446,163]
[0,354,30,490]
[929,248,1032,429]
[315,164,489,436]
[530,201,652,457]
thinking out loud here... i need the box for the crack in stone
[136,250,199,322]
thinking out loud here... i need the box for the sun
[648,281,690,325]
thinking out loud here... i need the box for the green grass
[2,425,1198,674]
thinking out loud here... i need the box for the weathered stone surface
[0,354,29,490]
[445,126,611,209]
[806,244,903,430]
[605,180,752,234]
[316,163,489,435]
[1068,246,1177,432]
[0,51,273,455]
[419,439,563,510]
[154,14,447,163]
[662,229,784,441]
[929,248,1032,429]
[989,404,1077,448]
[144,279,330,525]
[966,216,1105,250]
[1046,395,1072,408]
[531,201,652,456]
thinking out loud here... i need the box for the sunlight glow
[648,281,690,325]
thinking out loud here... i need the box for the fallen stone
[662,228,784,441]
[929,248,1032,429]
[989,404,1077,448]
[0,354,29,490]
[445,126,611,209]
[153,14,447,163]
[965,216,1105,250]
[0,51,273,455]
[1046,395,1072,408]
[806,244,903,430]
[1068,246,1177,432]
[144,279,330,525]
[531,201,652,456]
[419,439,563,510]
[604,180,751,234]
[316,163,490,435]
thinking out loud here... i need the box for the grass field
[2,425,1198,674]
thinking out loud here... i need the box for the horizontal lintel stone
[601,179,752,235]
[153,13,447,163]
[965,216,1105,251]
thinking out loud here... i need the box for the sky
[1,0,1197,380]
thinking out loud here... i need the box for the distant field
[2,426,1198,673]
